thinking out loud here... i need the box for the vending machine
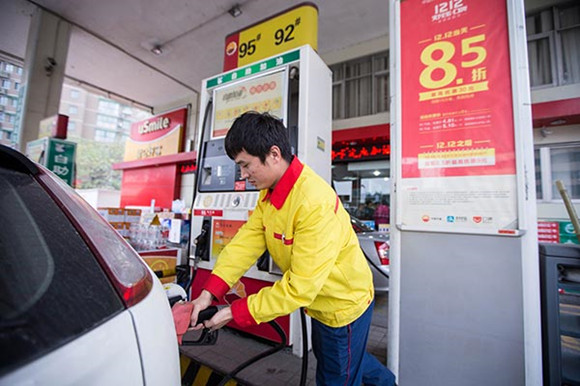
[189,45,331,352]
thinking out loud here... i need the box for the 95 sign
[223,3,318,71]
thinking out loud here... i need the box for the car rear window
[0,167,125,376]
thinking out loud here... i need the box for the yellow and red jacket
[203,157,374,328]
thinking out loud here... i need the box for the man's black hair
[225,111,293,163]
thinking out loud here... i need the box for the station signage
[223,2,317,71]
[179,162,197,174]
[397,0,518,232]
[332,141,391,162]
[208,50,299,88]
[124,108,187,161]
[26,137,76,186]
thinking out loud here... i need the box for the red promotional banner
[397,0,519,232]
[401,0,515,179]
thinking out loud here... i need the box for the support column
[17,8,70,151]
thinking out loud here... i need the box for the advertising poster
[124,108,187,161]
[211,219,246,260]
[139,248,180,284]
[399,0,518,232]
[212,70,286,138]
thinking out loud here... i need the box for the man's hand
[204,306,233,331]
[189,289,214,330]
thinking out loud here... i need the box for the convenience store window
[535,143,580,201]
[332,159,390,230]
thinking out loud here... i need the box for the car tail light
[374,241,390,265]
[36,170,153,307]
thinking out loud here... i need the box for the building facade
[0,59,23,147]
[59,82,151,142]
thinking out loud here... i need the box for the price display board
[398,0,518,233]
[223,3,317,71]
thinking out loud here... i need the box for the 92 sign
[274,23,296,46]
[223,4,318,71]
[239,22,296,59]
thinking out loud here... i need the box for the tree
[73,137,125,190]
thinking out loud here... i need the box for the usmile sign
[124,108,187,161]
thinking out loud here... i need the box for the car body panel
[0,144,181,385]
[0,312,143,386]
[130,274,181,386]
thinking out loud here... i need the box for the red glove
[171,301,194,345]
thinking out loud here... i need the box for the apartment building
[0,60,23,146]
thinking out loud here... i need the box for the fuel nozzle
[193,218,211,262]
[182,305,220,346]
[197,305,219,325]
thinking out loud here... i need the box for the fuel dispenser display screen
[198,138,257,192]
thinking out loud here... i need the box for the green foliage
[72,138,125,190]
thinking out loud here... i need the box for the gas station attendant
[190,111,396,385]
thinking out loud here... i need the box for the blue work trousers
[311,300,396,386]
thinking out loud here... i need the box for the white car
[350,216,390,293]
[0,145,180,385]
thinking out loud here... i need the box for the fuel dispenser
[189,45,331,352]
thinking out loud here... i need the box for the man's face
[234,149,280,190]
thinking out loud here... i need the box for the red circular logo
[226,41,237,56]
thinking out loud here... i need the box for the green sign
[559,221,579,244]
[46,138,76,186]
[26,137,76,186]
[206,49,300,88]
